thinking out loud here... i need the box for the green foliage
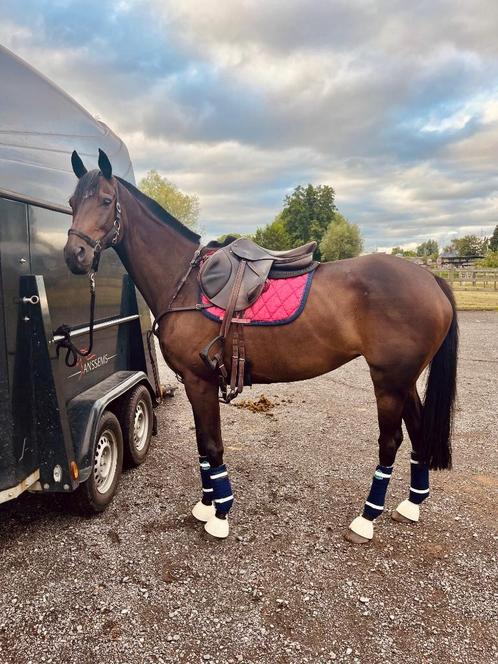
[416,240,439,257]
[445,235,488,256]
[280,184,336,258]
[477,251,498,268]
[489,225,498,252]
[319,214,363,262]
[252,184,363,260]
[391,247,417,257]
[253,215,292,250]
[139,170,200,230]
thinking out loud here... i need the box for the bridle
[57,180,122,368]
[67,180,122,273]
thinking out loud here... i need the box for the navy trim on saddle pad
[200,270,315,327]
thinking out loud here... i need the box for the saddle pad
[201,271,314,326]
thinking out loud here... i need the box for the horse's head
[64,149,121,275]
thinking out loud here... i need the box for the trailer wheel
[76,411,123,514]
[120,384,154,467]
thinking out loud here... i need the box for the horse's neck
[116,187,199,316]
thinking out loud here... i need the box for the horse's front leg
[190,406,216,524]
[184,373,234,539]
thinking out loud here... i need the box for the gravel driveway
[0,311,497,664]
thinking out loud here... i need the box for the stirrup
[199,335,224,372]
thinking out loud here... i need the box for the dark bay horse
[64,150,458,542]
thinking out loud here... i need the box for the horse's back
[316,253,450,319]
[305,255,452,369]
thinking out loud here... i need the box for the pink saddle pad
[200,271,313,326]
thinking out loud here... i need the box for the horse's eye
[103,198,112,207]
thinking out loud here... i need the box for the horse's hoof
[192,501,216,523]
[345,515,373,544]
[392,499,419,523]
[344,529,371,544]
[204,515,229,539]
[391,510,413,524]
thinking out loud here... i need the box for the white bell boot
[192,500,216,523]
[349,515,374,540]
[393,499,420,522]
[204,514,229,539]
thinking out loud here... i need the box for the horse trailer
[0,45,161,512]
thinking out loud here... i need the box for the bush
[319,215,363,261]
[477,251,498,268]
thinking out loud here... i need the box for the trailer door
[0,197,39,496]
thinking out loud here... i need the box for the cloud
[1,0,498,249]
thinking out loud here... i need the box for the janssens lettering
[81,354,110,374]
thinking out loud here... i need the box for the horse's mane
[116,176,201,243]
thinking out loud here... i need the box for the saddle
[198,237,317,403]
[199,237,317,311]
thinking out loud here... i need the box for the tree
[319,214,363,261]
[253,215,292,250]
[416,240,439,257]
[280,184,336,257]
[445,235,488,256]
[477,251,498,268]
[139,170,200,230]
[489,225,498,252]
[391,247,417,257]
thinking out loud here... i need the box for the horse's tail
[420,276,458,470]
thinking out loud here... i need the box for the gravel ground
[0,311,497,664]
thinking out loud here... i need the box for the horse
[64,149,458,542]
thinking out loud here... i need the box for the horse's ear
[98,148,112,180]
[71,150,87,178]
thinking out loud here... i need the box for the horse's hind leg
[183,374,234,539]
[345,377,407,544]
[392,387,430,524]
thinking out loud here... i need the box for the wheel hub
[94,430,117,494]
[133,400,149,452]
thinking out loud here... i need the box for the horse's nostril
[75,245,85,261]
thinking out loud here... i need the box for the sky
[1,0,498,250]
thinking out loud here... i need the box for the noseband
[68,182,122,272]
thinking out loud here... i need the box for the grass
[453,289,498,311]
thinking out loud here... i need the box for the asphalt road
[0,311,497,664]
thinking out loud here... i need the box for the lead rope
[55,270,97,367]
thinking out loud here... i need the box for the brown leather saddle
[199,237,317,311]
[198,237,318,403]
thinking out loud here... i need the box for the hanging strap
[55,271,97,367]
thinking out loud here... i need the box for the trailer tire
[76,411,123,514]
[120,384,154,467]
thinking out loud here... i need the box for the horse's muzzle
[64,236,92,274]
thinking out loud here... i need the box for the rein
[151,247,210,337]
